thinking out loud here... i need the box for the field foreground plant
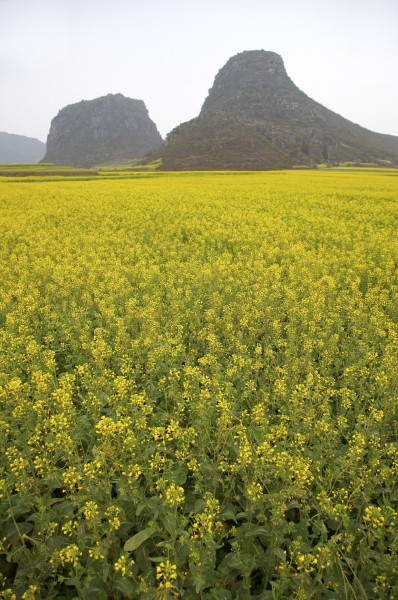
[0,170,397,599]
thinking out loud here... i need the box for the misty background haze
[1,0,397,143]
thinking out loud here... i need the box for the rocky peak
[203,50,288,97]
[43,94,162,167]
[200,50,300,121]
[157,49,398,170]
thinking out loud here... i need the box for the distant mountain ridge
[43,94,163,167]
[0,132,46,163]
[158,50,398,170]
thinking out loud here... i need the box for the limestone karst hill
[42,94,163,168]
[158,50,398,170]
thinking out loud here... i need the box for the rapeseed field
[0,170,397,599]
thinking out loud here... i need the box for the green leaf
[135,501,146,516]
[171,465,187,485]
[47,535,71,551]
[220,510,237,522]
[81,575,109,600]
[114,575,137,598]
[272,547,286,561]
[3,521,33,544]
[6,496,32,518]
[286,500,301,509]
[124,527,158,552]
[244,526,270,537]
[52,500,74,517]
[81,587,108,600]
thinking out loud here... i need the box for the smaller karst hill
[43,94,163,168]
[157,50,398,170]
[0,132,46,163]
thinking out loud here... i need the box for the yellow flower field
[0,169,397,598]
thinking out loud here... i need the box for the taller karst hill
[159,50,398,170]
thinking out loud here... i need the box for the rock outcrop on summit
[43,94,163,167]
[159,50,398,170]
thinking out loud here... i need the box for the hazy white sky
[1,0,397,143]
